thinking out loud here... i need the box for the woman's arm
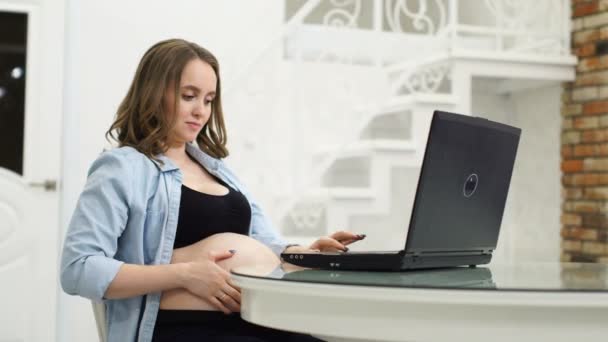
[60,151,133,300]
[60,151,238,303]
[104,263,187,299]
[105,248,236,304]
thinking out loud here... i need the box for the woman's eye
[205,98,214,105]
[182,94,195,101]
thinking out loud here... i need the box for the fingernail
[358,234,366,239]
[343,247,349,252]
[229,249,237,254]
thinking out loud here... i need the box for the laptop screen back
[404,111,521,254]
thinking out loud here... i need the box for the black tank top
[173,176,252,248]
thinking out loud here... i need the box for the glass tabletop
[231,262,608,292]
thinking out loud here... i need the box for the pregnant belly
[159,232,280,311]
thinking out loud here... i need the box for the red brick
[562,159,584,173]
[582,214,608,228]
[572,86,599,101]
[574,1,599,17]
[584,186,608,199]
[584,158,608,171]
[563,173,608,186]
[600,26,608,39]
[561,227,599,240]
[582,241,607,254]
[565,200,602,213]
[574,144,599,156]
[575,43,596,57]
[574,28,600,45]
[575,70,608,87]
[576,56,608,72]
[575,116,600,129]
[562,239,582,252]
[563,187,583,199]
[583,100,608,115]
[578,56,599,72]
[562,214,583,226]
[562,104,582,116]
[581,129,608,142]
[562,145,574,158]
[583,11,608,28]
[562,131,581,144]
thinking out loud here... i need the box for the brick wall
[561,0,608,263]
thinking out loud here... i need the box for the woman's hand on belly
[160,233,280,313]
[171,248,241,314]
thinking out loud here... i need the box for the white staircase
[227,0,575,261]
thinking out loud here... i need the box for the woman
[60,38,364,342]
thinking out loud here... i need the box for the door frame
[0,1,62,341]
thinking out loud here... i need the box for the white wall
[472,82,561,264]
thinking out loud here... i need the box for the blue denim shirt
[60,143,289,342]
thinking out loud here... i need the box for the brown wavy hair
[106,38,228,162]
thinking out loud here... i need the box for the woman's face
[164,58,217,146]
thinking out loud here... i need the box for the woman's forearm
[104,262,188,299]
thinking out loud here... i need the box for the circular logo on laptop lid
[463,173,479,198]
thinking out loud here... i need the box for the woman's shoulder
[90,146,157,174]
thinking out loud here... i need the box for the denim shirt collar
[152,142,220,173]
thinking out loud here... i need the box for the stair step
[317,139,417,159]
[383,93,458,110]
[309,187,375,200]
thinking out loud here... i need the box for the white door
[0,1,64,341]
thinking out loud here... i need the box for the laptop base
[281,252,492,271]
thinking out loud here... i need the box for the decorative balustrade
[285,0,570,63]
[226,0,573,236]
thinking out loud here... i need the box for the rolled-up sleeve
[60,151,132,301]
[248,198,289,256]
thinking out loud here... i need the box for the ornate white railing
[227,0,573,235]
[285,0,570,64]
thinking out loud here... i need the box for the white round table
[231,262,608,342]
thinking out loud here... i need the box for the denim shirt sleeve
[60,151,131,301]
[217,161,288,256]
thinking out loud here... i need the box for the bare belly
[159,232,280,310]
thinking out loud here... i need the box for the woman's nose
[192,100,205,117]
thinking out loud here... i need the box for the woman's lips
[186,122,202,129]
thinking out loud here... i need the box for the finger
[209,296,231,315]
[340,238,362,246]
[210,249,237,262]
[316,237,347,252]
[223,285,241,304]
[227,278,242,292]
[219,291,241,312]
[331,231,363,243]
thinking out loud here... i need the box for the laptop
[281,110,521,271]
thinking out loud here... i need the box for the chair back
[91,301,107,342]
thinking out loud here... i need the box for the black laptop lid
[404,111,521,254]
